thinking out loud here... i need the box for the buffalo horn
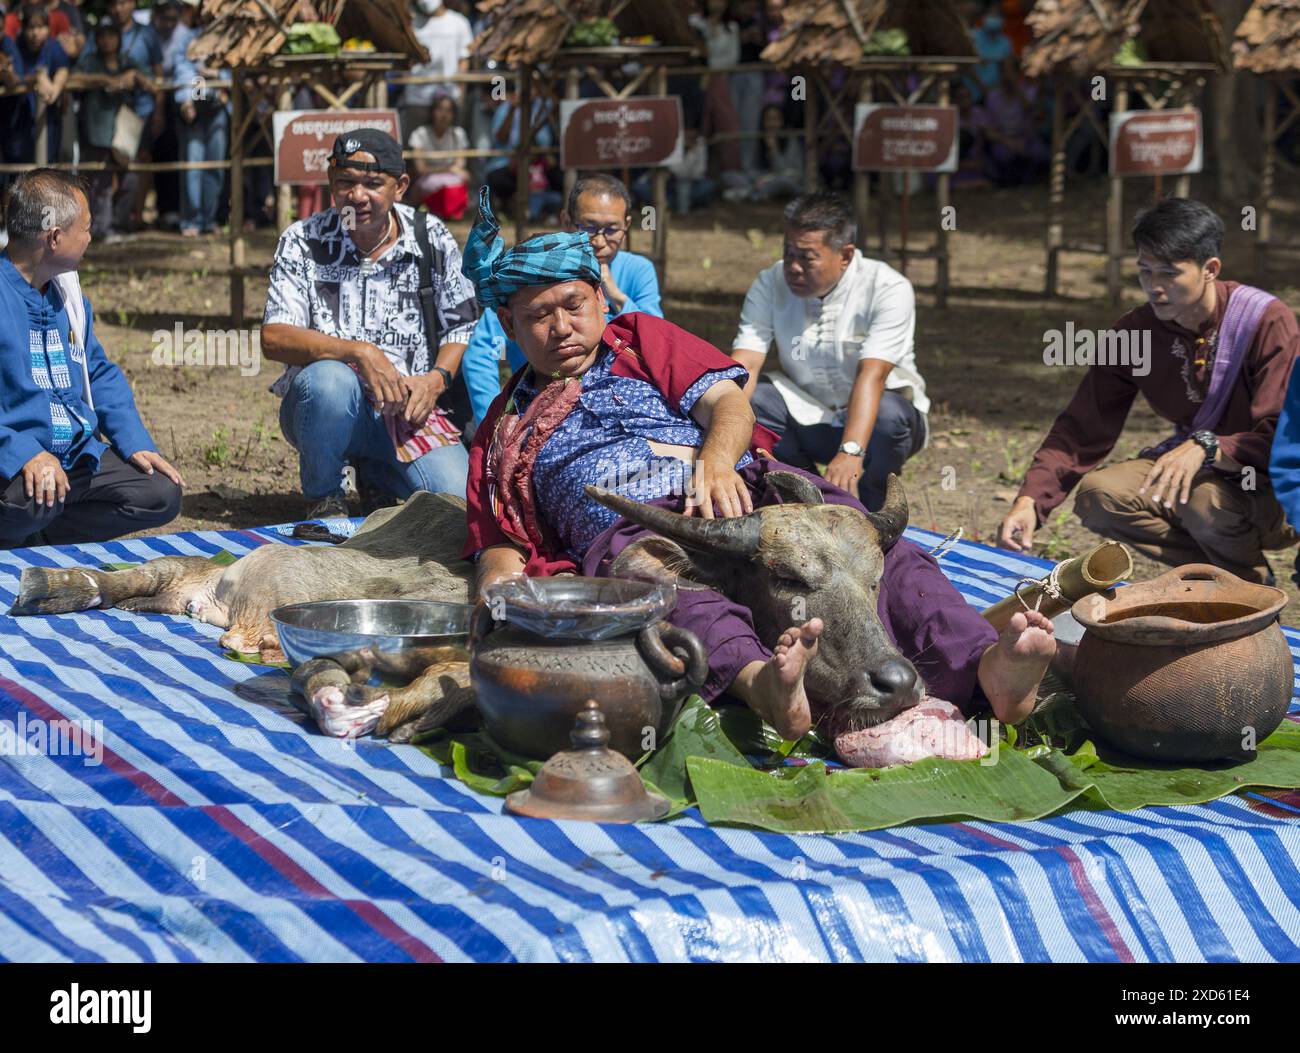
[866,474,909,550]
[585,485,762,557]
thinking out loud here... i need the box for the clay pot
[1070,564,1292,763]
[470,579,707,760]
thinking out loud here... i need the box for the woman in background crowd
[406,93,469,219]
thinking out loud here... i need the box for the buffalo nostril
[868,659,918,701]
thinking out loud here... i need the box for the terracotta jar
[1070,564,1293,763]
[470,578,707,760]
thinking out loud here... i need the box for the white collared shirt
[732,250,928,425]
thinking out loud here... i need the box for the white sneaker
[342,465,359,501]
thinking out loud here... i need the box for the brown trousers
[1072,458,1297,584]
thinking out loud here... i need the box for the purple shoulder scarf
[1142,284,1277,459]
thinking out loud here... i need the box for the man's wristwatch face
[1191,430,1218,461]
[839,441,865,457]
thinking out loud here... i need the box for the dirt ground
[83,174,1300,618]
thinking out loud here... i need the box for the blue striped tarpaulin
[0,523,1297,963]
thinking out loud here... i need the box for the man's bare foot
[731,618,823,739]
[977,610,1056,725]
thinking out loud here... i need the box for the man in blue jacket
[0,169,182,547]
[460,172,662,428]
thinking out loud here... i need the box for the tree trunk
[1209,0,1259,201]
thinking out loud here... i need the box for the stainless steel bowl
[270,599,473,670]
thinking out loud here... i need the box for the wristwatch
[431,365,454,389]
[1189,430,1218,464]
[839,441,865,457]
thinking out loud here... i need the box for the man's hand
[688,455,753,519]
[998,496,1038,552]
[128,450,185,487]
[180,100,197,124]
[1138,440,1207,508]
[350,344,406,413]
[400,371,446,427]
[600,261,626,312]
[824,451,864,494]
[22,451,69,508]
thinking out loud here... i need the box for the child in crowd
[0,5,70,165]
[74,20,147,238]
[406,94,469,219]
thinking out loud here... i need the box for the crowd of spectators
[1,0,1271,238]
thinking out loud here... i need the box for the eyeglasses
[576,222,627,242]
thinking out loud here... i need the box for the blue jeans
[178,105,229,232]
[751,381,926,512]
[279,360,469,502]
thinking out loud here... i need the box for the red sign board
[1110,109,1203,177]
[272,109,401,185]
[853,104,959,172]
[559,97,683,170]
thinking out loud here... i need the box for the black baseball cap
[329,128,405,177]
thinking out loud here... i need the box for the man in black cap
[261,128,480,518]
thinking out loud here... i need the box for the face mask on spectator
[417,0,444,13]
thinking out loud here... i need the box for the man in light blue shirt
[460,172,663,427]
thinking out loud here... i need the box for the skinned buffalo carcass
[587,472,925,735]
[9,491,474,663]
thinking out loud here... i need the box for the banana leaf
[686,721,1300,834]
[411,692,1300,833]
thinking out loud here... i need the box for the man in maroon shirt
[998,198,1299,583]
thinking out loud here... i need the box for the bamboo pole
[982,542,1133,631]
[852,73,871,257]
[276,78,294,232]
[514,66,531,243]
[1106,81,1130,308]
[651,63,669,292]
[1259,83,1276,282]
[1045,78,1066,298]
[230,69,247,324]
[935,75,951,308]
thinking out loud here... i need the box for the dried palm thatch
[189,0,428,68]
[761,0,975,69]
[1233,0,1300,73]
[1022,0,1230,77]
[472,0,697,65]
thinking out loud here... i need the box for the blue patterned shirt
[513,346,751,559]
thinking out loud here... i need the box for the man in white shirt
[730,192,928,511]
[401,0,475,140]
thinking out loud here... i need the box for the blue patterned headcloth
[461,185,600,309]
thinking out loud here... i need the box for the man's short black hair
[1131,197,1224,265]
[4,168,88,244]
[567,173,631,218]
[784,191,857,250]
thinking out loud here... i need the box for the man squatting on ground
[261,129,480,520]
[460,187,1055,738]
[0,169,182,549]
[730,191,928,512]
[460,171,662,430]
[999,198,1300,584]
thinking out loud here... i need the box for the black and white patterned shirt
[263,203,479,397]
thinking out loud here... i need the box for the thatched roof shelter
[762,0,975,68]
[1022,0,1231,77]
[1233,0,1300,74]
[471,0,697,66]
[189,0,428,68]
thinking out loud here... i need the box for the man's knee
[288,359,363,411]
[138,473,183,527]
[750,380,789,434]
[1073,468,1135,531]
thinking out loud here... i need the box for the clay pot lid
[1072,564,1286,645]
[505,701,671,823]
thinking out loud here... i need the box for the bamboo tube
[981,541,1133,632]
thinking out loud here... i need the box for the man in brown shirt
[998,198,1299,583]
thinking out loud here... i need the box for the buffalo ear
[765,471,825,506]
[866,473,908,550]
[609,536,713,590]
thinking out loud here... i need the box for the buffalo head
[585,472,923,724]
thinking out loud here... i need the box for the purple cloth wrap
[580,458,999,711]
[1141,284,1278,459]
